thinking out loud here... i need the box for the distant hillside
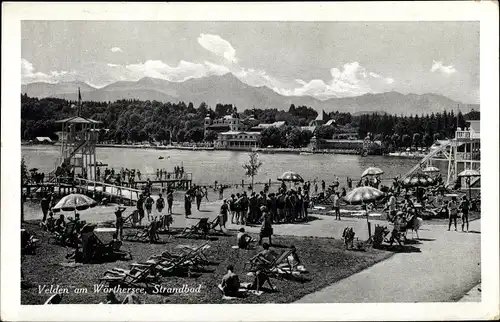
[21,75,479,116]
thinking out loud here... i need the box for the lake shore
[23,141,378,156]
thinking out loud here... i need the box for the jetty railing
[74,177,142,205]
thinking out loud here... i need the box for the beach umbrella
[458,169,480,198]
[344,186,385,205]
[401,173,434,188]
[422,166,440,173]
[361,167,384,178]
[344,186,385,238]
[277,171,304,183]
[52,193,97,213]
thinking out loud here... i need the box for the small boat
[300,152,313,155]
[158,156,164,160]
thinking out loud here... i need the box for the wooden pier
[22,173,193,206]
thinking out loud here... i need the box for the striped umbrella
[361,167,384,178]
[401,173,434,188]
[458,169,480,197]
[52,193,97,213]
[277,171,304,183]
[344,186,385,205]
[457,169,480,177]
[422,166,440,173]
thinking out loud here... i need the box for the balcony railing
[455,130,480,140]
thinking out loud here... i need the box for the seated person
[42,211,56,231]
[389,212,404,246]
[255,243,278,266]
[55,214,66,232]
[248,269,274,292]
[220,265,241,296]
[287,245,302,267]
[108,233,123,251]
[104,291,121,304]
[236,228,253,249]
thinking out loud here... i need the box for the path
[297,219,481,303]
[24,198,481,302]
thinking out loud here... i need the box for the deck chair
[132,242,210,275]
[208,216,224,233]
[123,210,141,227]
[180,218,210,239]
[245,248,303,279]
[21,229,40,255]
[44,294,63,304]
[123,222,159,243]
[100,265,159,289]
[49,222,79,247]
[93,233,132,261]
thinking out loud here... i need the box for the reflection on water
[22,146,446,186]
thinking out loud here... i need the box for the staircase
[47,140,89,179]
[401,140,452,180]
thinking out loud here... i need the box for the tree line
[21,94,479,149]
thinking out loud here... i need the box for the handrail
[401,140,452,180]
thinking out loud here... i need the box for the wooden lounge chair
[123,222,159,243]
[93,234,132,261]
[21,229,40,255]
[44,294,63,304]
[99,265,159,289]
[180,218,210,239]
[245,248,305,279]
[49,222,79,247]
[132,242,210,275]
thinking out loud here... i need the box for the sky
[21,21,479,103]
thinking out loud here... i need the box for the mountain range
[21,74,479,116]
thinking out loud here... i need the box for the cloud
[110,47,123,53]
[287,62,395,99]
[125,60,230,82]
[197,34,237,63]
[431,60,457,74]
[21,58,69,84]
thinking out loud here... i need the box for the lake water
[21,146,441,187]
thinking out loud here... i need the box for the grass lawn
[21,221,393,304]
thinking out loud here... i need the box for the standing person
[137,170,142,181]
[166,189,174,214]
[303,191,310,221]
[156,193,165,215]
[114,205,126,240]
[219,185,224,200]
[195,188,203,211]
[229,194,237,224]
[447,196,459,231]
[295,189,304,221]
[156,169,160,180]
[321,180,326,192]
[144,194,154,221]
[234,193,242,225]
[203,186,209,202]
[277,191,286,223]
[41,193,52,222]
[184,193,192,218]
[314,182,318,194]
[347,177,353,190]
[219,199,229,229]
[387,192,397,221]
[96,167,101,181]
[332,192,341,220]
[460,196,470,232]
[258,206,273,245]
[240,192,249,226]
